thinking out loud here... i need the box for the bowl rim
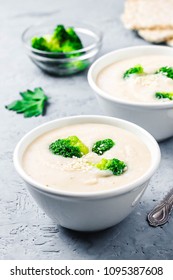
[13,115,161,199]
[88,45,173,109]
[22,20,102,56]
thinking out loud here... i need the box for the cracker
[122,0,173,30]
[167,38,173,46]
[138,29,173,43]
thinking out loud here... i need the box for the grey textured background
[0,0,173,260]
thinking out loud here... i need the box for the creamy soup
[97,55,173,103]
[22,123,151,193]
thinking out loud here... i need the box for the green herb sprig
[5,88,48,118]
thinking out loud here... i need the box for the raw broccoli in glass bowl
[22,20,102,76]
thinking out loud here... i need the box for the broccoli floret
[123,64,144,79]
[57,26,87,71]
[92,139,115,155]
[94,158,127,176]
[45,33,62,53]
[49,136,89,158]
[50,25,70,52]
[66,27,83,50]
[31,24,83,53]
[31,24,89,72]
[53,25,69,45]
[155,92,173,100]
[155,66,173,79]
[31,37,50,51]
[53,26,83,53]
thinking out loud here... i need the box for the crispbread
[167,38,173,46]
[138,29,173,43]
[122,0,173,30]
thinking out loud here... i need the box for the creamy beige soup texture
[23,123,151,193]
[97,55,173,103]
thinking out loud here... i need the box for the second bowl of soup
[88,46,173,141]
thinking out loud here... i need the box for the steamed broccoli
[49,136,89,158]
[53,25,69,46]
[123,64,144,79]
[59,27,83,52]
[94,158,127,176]
[155,92,173,100]
[31,24,83,53]
[155,66,173,79]
[31,24,88,72]
[92,139,115,155]
[31,37,50,52]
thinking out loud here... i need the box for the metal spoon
[147,187,173,227]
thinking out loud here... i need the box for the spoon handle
[147,188,173,227]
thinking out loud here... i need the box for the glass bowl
[22,20,102,76]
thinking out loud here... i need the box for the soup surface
[23,123,151,193]
[97,55,173,103]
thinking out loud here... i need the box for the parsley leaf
[5,88,48,118]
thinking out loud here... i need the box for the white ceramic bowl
[88,46,173,141]
[13,115,160,231]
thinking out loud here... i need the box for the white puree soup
[22,123,151,193]
[97,55,173,103]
